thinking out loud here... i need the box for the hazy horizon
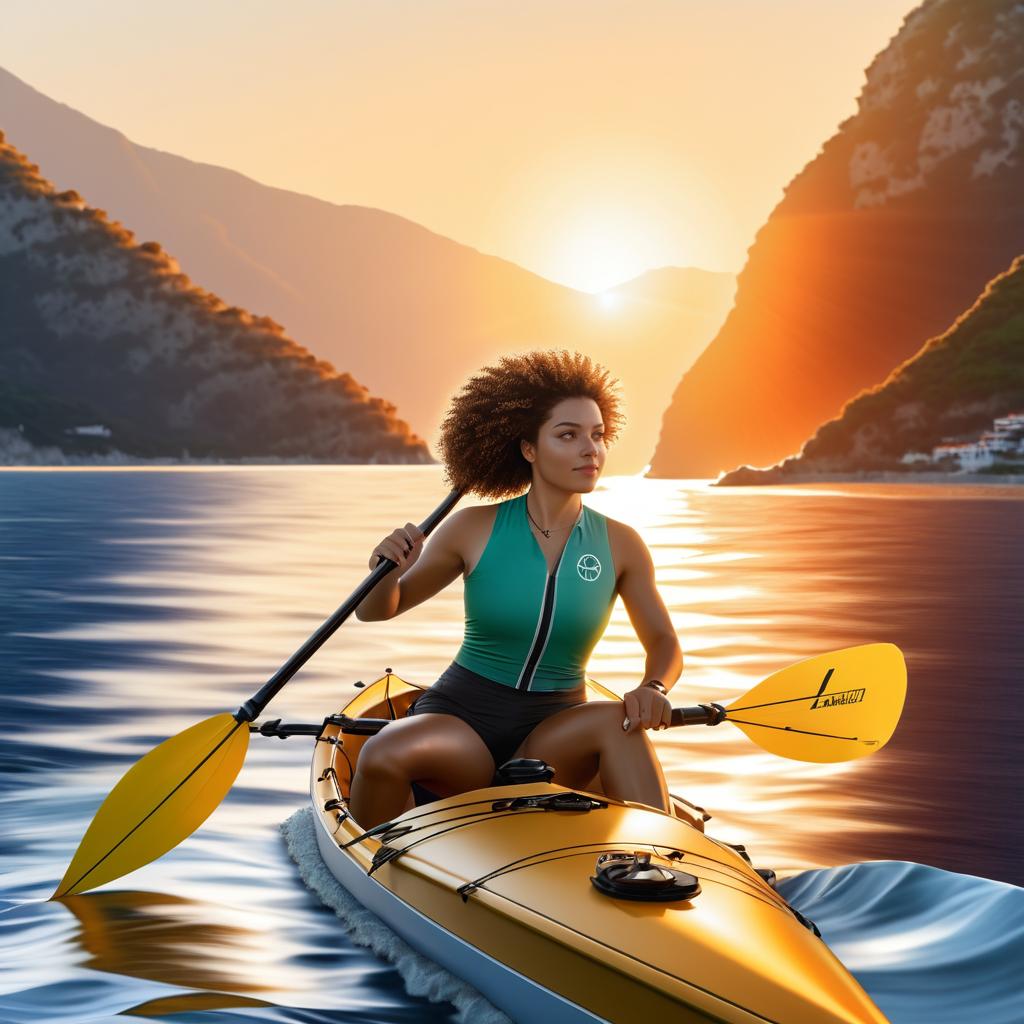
[2,0,915,292]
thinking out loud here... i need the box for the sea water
[1,466,1020,1023]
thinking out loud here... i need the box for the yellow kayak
[310,670,889,1024]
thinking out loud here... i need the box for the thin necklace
[525,493,581,538]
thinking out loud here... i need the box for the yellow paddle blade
[584,675,621,703]
[54,713,249,898]
[723,643,906,763]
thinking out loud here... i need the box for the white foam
[280,808,512,1024]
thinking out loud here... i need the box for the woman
[352,350,683,830]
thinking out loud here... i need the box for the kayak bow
[310,670,892,1024]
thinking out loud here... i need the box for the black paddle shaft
[252,705,730,739]
[234,487,465,723]
[669,703,728,727]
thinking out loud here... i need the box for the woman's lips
[575,466,598,475]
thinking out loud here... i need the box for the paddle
[646,642,907,762]
[320,643,905,765]
[52,487,465,899]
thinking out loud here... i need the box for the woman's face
[521,396,607,493]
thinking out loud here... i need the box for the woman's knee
[598,703,658,746]
[355,730,409,780]
[573,702,640,750]
[525,703,652,757]
[413,718,495,791]
[516,702,608,767]
[550,704,655,769]
[358,715,492,788]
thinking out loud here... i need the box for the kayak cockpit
[313,668,709,825]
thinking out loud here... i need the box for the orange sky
[3,0,914,291]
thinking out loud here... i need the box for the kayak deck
[309,671,889,1024]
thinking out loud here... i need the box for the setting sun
[483,136,720,293]
[557,215,655,292]
[596,288,624,310]
[524,179,710,293]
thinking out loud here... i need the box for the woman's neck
[525,484,582,534]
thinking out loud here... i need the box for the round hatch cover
[591,850,701,903]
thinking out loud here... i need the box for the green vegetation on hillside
[0,131,431,463]
[803,254,1024,463]
[719,254,1024,482]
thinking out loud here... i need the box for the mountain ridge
[0,130,432,463]
[0,64,734,473]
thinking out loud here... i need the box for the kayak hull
[309,672,889,1024]
[312,803,608,1023]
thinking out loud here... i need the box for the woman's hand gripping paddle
[660,642,907,762]
[52,488,464,899]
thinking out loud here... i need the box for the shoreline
[0,447,438,470]
[713,470,1024,486]
[0,428,435,469]
[2,460,1021,486]
[0,458,440,470]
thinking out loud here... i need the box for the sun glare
[492,139,716,293]
[534,187,672,293]
[596,288,623,311]
[564,226,649,293]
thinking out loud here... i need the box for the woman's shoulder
[439,502,500,535]
[457,501,502,522]
[439,501,502,540]
[428,503,496,542]
[602,515,648,572]
[599,512,639,542]
[444,502,504,577]
[459,496,513,519]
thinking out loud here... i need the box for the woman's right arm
[355,509,469,621]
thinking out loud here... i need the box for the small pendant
[541,528,551,538]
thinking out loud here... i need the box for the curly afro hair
[437,349,624,499]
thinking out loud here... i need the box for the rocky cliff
[650,0,1024,478]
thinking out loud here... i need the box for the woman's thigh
[511,702,622,788]
[358,712,496,797]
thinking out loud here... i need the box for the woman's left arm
[614,523,683,734]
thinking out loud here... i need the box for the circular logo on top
[577,553,602,582]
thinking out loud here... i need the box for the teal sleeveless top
[454,493,617,691]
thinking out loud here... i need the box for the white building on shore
[64,424,112,438]
[926,411,1024,472]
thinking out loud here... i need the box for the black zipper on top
[516,499,584,692]
[520,565,561,692]
[516,543,570,691]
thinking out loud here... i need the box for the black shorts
[407,660,586,770]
